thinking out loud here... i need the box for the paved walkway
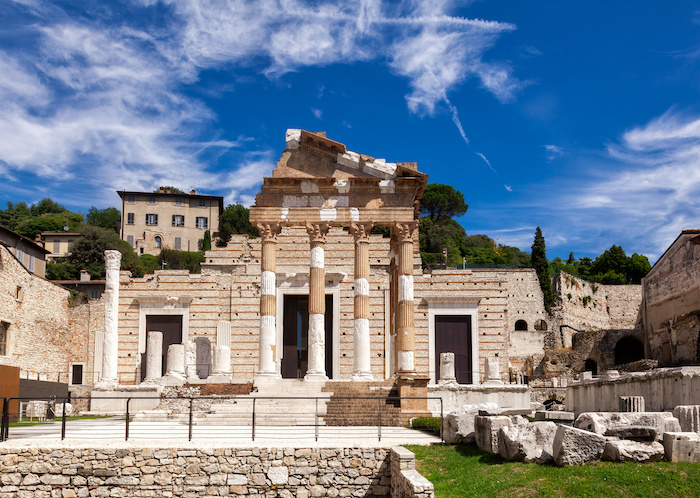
[5,418,442,448]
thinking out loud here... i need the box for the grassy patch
[407,444,700,497]
[411,417,442,436]
[9,415,115,427]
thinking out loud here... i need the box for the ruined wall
[643,231,700,365]
[0,245,71,380]
[68,298,104,385]
[502,270,548,375]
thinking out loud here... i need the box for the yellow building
[117,188,224,255]
[41,231,81,261]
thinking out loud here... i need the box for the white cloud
[544,144,564,160]
[504,184,512,192]
[311,108,323,119]
[475,152,496,173]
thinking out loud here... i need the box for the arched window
[515,320,528,331]
[584,358,598,375]
[614,336,644,365]
[534,320,548,331]
[155,236,162,249]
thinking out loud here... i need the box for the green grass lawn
[407,444,700,498]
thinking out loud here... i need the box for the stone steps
[322,380,406,426]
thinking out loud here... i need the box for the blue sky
[2,0,700,263]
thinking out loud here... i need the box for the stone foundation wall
[0,446,433,497]
[566,366,700,412]
[68,298,104,385]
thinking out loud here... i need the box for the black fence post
[252,398,256,442]
[440,399,444,443]
[1,398,7,442]
[377,397,382,442]
[125,398,131,441]
[188,398,193,441]
[314,398,319,442]
[61,398,67,441]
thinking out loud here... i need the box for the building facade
[118,188,223,256]
[0,225,49,278]
[41,231,81,261]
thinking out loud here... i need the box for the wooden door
[435,315,472,384]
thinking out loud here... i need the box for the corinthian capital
[257,223,281,242]
[350,222,374,243]
[104,250,122,270]
[394,222,418,243]
[306,222,329,243]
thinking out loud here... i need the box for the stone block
[604,426,657,441]
[534,411,575,424]
[553,425,606,466]
[267,466,288,485]
[673,405,700,433]
[619,396,645,412]
[475,415,512,454]
[443,403,498,444]
[663,432,700,462]
[497,421,557,463]
[574,412,680,440]
[602,440,664,462]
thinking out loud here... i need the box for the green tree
[217,204,258,246]
[531,227,554,310]
[14,211,84,239]
[30,198,67,216]
[66,226,144,279]
[419,184,468,222]
[199,230,212,251]
[625,253,651,284]
[154,186,185,194]
[0,201,31,231]
[86,207,121,233]
[158,249,204,273]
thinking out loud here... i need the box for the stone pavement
[5,418,442,448]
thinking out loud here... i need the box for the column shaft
[305,222,329,381]
[100,250,122,386]
[352,222,373,381]
[256,223,280,378]
[395,222,417,375]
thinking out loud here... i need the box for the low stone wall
[428,384,530,415]
[0,445,433,497]
[567,367,700,412]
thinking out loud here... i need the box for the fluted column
[305,222,329,381]
[351,222,374,381]
[256,223,281,378]
[99,250,122,388]
[395,222,417,375]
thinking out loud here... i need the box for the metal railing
[0,395,444,443]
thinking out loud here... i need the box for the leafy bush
[411,417,442,435]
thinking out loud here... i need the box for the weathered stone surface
[553,425,606,466]
[534,411,575,424]
[663,432,700,462]
[604,426,657,441]
[574,412,680,440]
[443,403,498,444]
[619,396,645,412]
[267,466,288,485]
[497,422,557,463]
[475,415,512,454]
[673,405,700,433]
[602,440,664,462]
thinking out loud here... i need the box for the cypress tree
[531,227,554,310]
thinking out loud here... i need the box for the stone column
[394,222,417,375]
[99,250,122,387]
[165,344,185,378]
[351,222,374,381]
[305,222,329,381]
[256,223,281,379]
[144,331,163,382]
[212,346,232,374]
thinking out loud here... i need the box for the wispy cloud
[0,0,523,208]
[544,144,564,160]
[475,152,497,173]
[504,184,512,192]
[311,107,323,119]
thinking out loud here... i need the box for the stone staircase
[322,380,406,426]
[134,379,333,426]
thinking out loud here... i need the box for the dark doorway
[584,358,598,375]
[141,315,183,381]
[614,336,644,365]
[71,364,83,385]
[435,315,472,384]
[282,295,333,379]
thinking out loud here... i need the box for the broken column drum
[166,344,185,378]
[100,250,122,386]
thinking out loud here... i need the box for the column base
[255,372,281,382]
[304,372,328,382]
[94,380,120,391]
[351,372,374,382]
